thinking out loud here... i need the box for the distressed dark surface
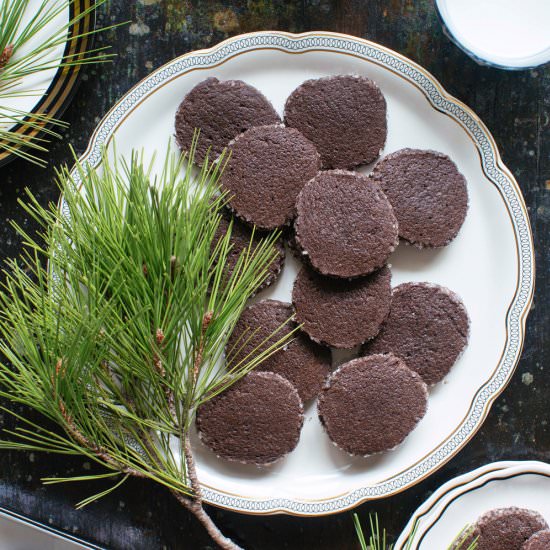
[0,1,548,549]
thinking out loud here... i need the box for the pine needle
[353,513,478,550]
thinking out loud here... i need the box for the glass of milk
[435,0,550,69]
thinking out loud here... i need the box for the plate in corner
[395,461,550,549]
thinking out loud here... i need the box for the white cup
[436,0,550,69]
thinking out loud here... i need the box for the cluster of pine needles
[353,513,477,550]
[0,0,115,165]
[0,140,293,549]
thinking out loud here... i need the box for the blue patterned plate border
[70,31,535,516]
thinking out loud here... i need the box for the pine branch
[0,138,294,549]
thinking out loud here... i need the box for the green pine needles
[353,513,478,550]
[0,142,292,550]
[0,0,115,165]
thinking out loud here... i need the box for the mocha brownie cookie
[175,78,280,165]
[523,530,550,549]
[227,300,331,402]
[196,371,303,465]
[453,508,549,550]
[370,148,468,248]
[294,170,398,278]
[284,75,387,169]
[318,354,428,456]
[220,125,321,230]
[365,282,469,385]
[292,265,392,348]
[213,212,285,294]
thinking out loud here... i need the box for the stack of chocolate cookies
[175,74,471,465]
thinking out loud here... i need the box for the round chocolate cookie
[453,508,549,550]
[175,78,280,165]
[523,530,550,550]
[213,212,285,294]
[227,300,331,402]
[370,148,468,248]
[292,265,392,348]
[220,125,321,230]
[284,75,387,169]
[365,282,469,385]
[294,170,398,278]
[196,371,303,465]
[318,354,428,456]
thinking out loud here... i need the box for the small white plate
[69,31,535,516]
[396,461,550,549]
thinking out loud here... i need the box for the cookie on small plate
[523,530,550,550]
[452,508,548,550]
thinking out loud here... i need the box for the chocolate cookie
[523,530,550,550]
[292,266,392,348]
[227,300,331,402]
[196,371,303,465]
[318,354,428,456]
[294,170,398,278]
[175,78,280,165]
[284,75,387,169]
[370,148,468,248]
[365,282,469,385]
[213,212,285,294]
[453,508,549,550]
[220,125,321,230]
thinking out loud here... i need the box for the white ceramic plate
[395,461,550,549]
[0,0,93,167]
[70,31,534,516]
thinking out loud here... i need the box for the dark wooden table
[0,1,548,548]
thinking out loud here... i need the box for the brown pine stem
[183,433,202,500]
[170,434,242,550]
[167,310,243,549]
[171,488,243,550]
[58,398,148,479]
